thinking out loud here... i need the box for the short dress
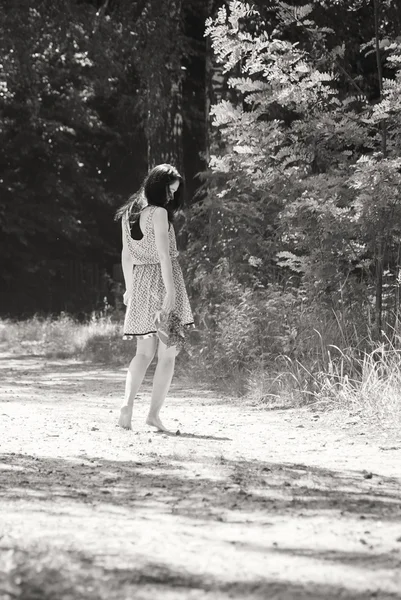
[122,205,194,340]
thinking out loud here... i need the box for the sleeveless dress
[122,206,194,340]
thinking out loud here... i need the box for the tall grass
[278,340,401,422]
[1,310,400,424]
[242,329,401,425]
[0,313,134,363]
[187,277,401,423]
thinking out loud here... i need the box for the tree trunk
[375,237,383,339]
[205,9,213,166]
[373,0,386,339]
[204,0,232,254]
[395,243,401,333]
[374,0,387,157]
[93,0,109,33]
[141,0,184,172]
[205,0,230,164]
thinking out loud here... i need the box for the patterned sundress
[122,205,194,340]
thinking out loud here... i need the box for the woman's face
[169,179,180,194]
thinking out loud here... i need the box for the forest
[1,0,401,401]
[2,4,401,595]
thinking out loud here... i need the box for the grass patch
[2,315,400,424]
[242,341,401,425]
[0,314,133,364]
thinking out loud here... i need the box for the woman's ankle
[122,398,134,408]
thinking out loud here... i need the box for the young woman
[115,164,194,432]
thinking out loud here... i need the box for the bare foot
[146,415,169,432]
[118,406,132,430]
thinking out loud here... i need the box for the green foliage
[182,0,401,395]
[203,0,401,297]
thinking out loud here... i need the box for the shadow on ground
[1,546,400,600]
[1,453,401,599]
[1,453,400,521]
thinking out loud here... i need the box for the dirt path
[0,354,401,600]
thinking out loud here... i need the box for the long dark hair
[115,164,184,224]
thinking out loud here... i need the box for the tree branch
[93,0,110,34]
[374,0,387,156]
[278,3,369,101]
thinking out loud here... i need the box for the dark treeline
[0,0,212,315]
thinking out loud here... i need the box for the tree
[199,0,401,341]
[0,0,213,314]
[0,0,145,313]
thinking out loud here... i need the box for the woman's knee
[157,343,178,363]
[136,351,155,365]
[136,337,157,363]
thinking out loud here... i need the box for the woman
[115,164,194,432]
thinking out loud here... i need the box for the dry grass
[1,315,401,424]
[310,344,401,422]
[244,335,401,425]
[0,314,133,363]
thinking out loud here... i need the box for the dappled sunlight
[1,452,401,599]
[2,0,401,596]
[4,545,398,600]
[1,356,401,600]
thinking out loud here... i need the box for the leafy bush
[179,0,401,423]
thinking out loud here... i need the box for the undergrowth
[0,313,133,363]
[1,310,400,425]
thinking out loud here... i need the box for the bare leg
[146,340,178,432]
[118,337,157,429]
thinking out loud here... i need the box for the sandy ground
[0,353,401,600]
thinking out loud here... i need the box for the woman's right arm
[121,221,134,304]
[153,207,176,313]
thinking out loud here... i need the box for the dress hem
[123,322,195,341]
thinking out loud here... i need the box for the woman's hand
[123,290,131,306]
[162,291,176,314]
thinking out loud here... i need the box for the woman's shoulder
[151,206,169,222]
